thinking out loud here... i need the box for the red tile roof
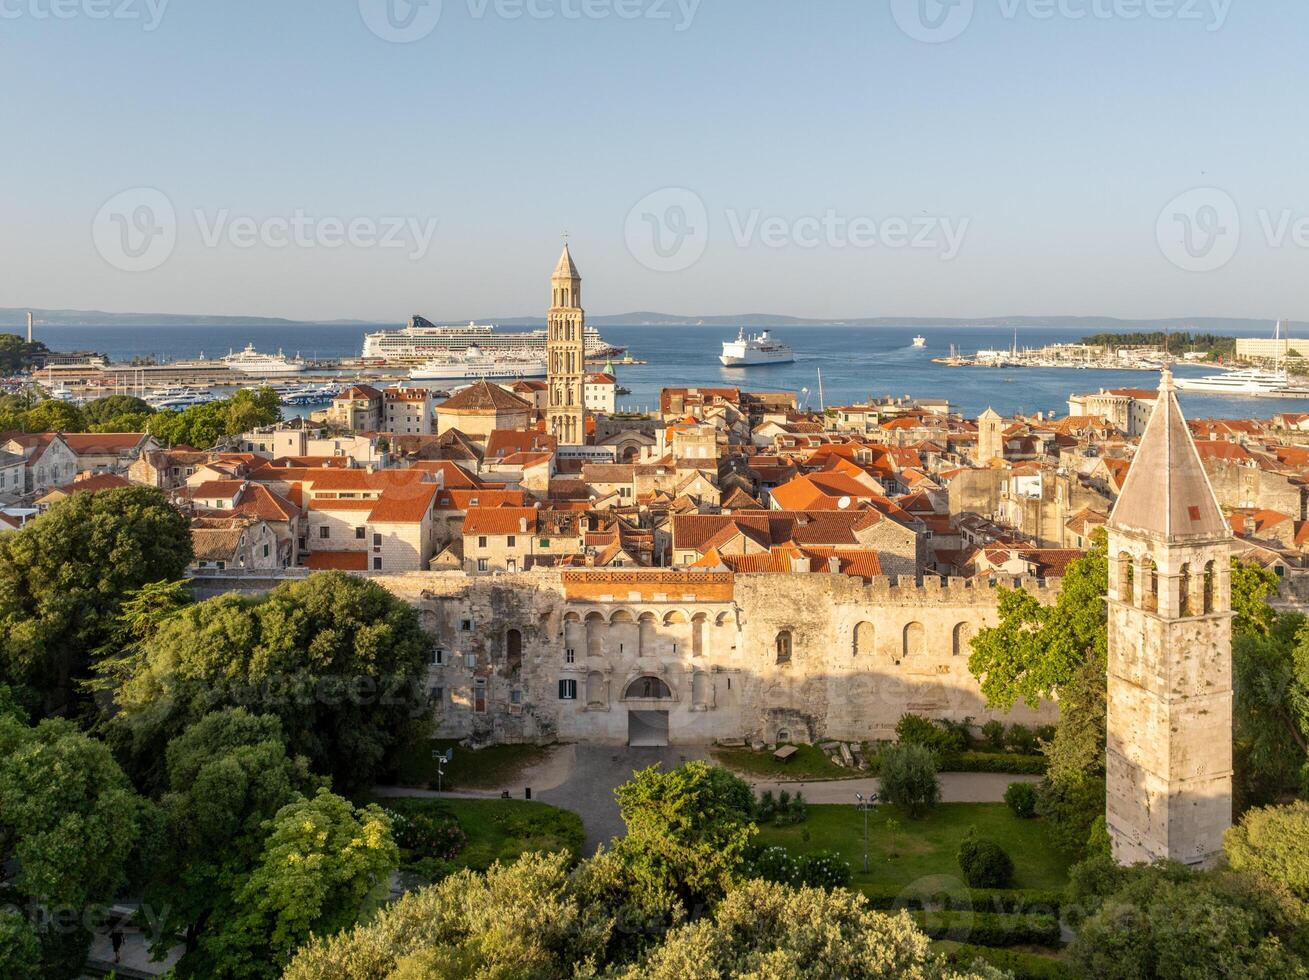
[368,484,439,523]
[464,507,538,536]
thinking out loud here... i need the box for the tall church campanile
[1105,366,1233,867]
[546,243,586,446]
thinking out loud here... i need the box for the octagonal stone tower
[1105,365,1233,867]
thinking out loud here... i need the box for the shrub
[782,790,808,826]
[958,834,1015,889]
[981,720,1007,750]
[1036,776,1106,857]
[1224,800,1309,903]
[877,742,940,818]
[938,751,1047,774]
[1086,814,1112,859]
[938,942,1076,979]
[1035,724,1057,746]
[749,845,800,885]
[1004,781,1038,819]
[387,807,467,861]
[1004,723,1039,755]
[896,713,966,756]
[797,850,852,890]
[861,885,1063,916]
[911,910,1060,947]
[755,789,777,824]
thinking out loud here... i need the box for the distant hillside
[4,307,1294,336]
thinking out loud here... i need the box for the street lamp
[431,747,453,793]
[855,791,878,874]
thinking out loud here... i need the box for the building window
[510,689,522,705]
[565,648,576,664]
[558,679,578,700]
[540,538,550,548]
[355,527,366,539]
[464,652,476,669]
[478,536,488,548]
[372,557,382,570]
[477,559,488,572]
[432,648,446,667]
[319,526,330,539]
[474,679,487,713]
[461,619,473,631]
[373,532,382,548]
[775,630,793,665]
[507,535,516,547]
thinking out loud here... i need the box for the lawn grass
[756,803,1072,893]
[712,743,865,781]
[390,738,554,790]
[374,797,585,876]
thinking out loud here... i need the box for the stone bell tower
[1105,365,1233,867]
[546,242,586,446]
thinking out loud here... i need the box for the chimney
[519,517,528,534]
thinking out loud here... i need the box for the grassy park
[757,802,1072,892]
[390,738,555,790]
[712,743,866,781]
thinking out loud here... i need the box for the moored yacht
[1174,366,1309,398]
[222,344,306,376]
[719,329,795,367]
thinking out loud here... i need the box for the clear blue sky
[2,0,1306,322]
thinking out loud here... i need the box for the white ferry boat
[409,346,547,382]
[912,335,927,348]
[719,328,795,367]
[364,317,623,363]
[222,344,305,376]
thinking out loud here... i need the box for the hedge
[939,751,1048,775]
[910,910,1061,947]
[862,886,1064,916]
[935,942,1075,980]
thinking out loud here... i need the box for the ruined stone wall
[370,569,1059,746]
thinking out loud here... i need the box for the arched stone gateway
[624,676,673,700]
[625,675,673,747]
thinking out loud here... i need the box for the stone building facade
[546,243,586,446]
[372,568,1057,747]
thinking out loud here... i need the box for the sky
[1,0,1306,323]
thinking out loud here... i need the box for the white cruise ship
[912,335,927,348]
[1174,366,1309,398]
[364,317,623,363]
[222,344,305,376]
[719,329,795,367]
[409,346,547,382]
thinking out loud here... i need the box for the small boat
[912,335,927,348]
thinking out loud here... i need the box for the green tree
[144,709,319,959]
[145,388,280,450]
[0,713,156,978]
[1234,613,1309,805]
[110,572,428,791]
[284,852,611,980]
[0,487,192,715]
[1068,862,1307,979]
[191,789,397,979]
[0,334,49,373]
[82,395,153,426]
[620,878,1000,980]
[611,762,757,912]
[0,910,41,979]
[17,399,86,433]
[878,742,941,818]
[1225,801,1309,908]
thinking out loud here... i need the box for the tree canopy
[145,388,281,449]
[0,486,192,714]
[109,572,429,791]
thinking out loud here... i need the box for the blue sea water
[29,322,1302,421]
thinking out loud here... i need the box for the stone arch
[1142,558,1159,613]
[584,612,605,659]
[902,622,925,658]
[638,612,657,657]
[1115,551,1135,603]
[691,613,708,658]
[775,629,793,666]
[586,670,606,707]
[692,669,709,708]
[1203,560,1216,614]
[1179,563,1193,617]
[853,621,875,658]
[624,675,672,700]
[952,622,972,658]
[714,611,731,627]
[663,610,689,626]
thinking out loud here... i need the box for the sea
[30,322,1305,421]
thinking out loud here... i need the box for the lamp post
[855,791,878,874]
[432,747,452,793]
